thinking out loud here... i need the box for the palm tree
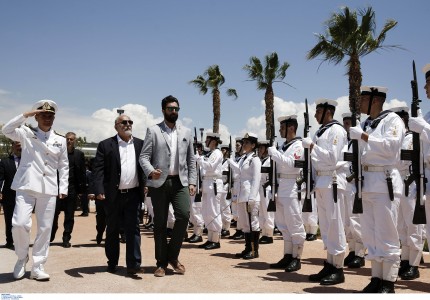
[307,6,399,113]
[243,52,290,139]
[189,65,238,133]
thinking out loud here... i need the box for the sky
[0,0,429,145]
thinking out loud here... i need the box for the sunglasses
[117,120,133,125]
[165,106,180,112]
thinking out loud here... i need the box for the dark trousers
[95,200,106,236]
[81,193,89,214]
[3,202,15,245]
[51,190,77,242]
[150,177,190,268]
[105,188,141,268]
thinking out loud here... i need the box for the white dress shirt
[164,122,179,176]
[117,135,138,189]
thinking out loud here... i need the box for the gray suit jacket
[139,122,197,188]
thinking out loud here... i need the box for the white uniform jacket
[229,152,261,203]
[197,148,224,194]
[311,121,348,190]
[360,112,405,196]
[2,114,69,196]
[270,138,304,198]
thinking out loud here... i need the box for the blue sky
[1,0,429,143]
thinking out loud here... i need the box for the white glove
[194,153,201,162]
[227,158,235,165]
[268,146,277,156]
[409,117,428,134]
[349,125,364,140]
[302,137,313,149]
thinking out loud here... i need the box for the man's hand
[96,194,106,200]
[268,146,277,156]
[150,169,162,180]
[302,137,313,149]
[189,184,196,196]
[88,194,95,200]
[0,193,3,201]
[59,194,67,199]
[409,117,428,134]
[349,125,364,140]
[23,109,48,118]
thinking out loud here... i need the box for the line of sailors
[179,78,430,293]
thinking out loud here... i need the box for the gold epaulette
[54,130,65,137]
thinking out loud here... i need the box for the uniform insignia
[333,136,338,145]
[54,131,65,137]
[294,152,300,160]
[53,141,63,148]
[392,126,397,137]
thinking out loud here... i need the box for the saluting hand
[23,109,49,118]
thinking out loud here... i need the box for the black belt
[118,187,138,193]
[166,175,180,180]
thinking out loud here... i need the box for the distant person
[80,158,92,217]
[139,95,197,277]
[0,141,22,250]
[51,132,86,248]
[2,100,69,281]
[93,114,145,275]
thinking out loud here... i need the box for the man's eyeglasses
[117,120,133,125]
[165,106,180,112]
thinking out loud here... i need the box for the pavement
[0,205,430,298]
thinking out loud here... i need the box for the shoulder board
[54,131,65,137]
[25,123,37,133]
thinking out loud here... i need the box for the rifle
[194,127,202,203]
[343,108,363,214]
[401,61,427,224]
[226,136,233,200]
[267,107,278,212]
[294,98,313,212]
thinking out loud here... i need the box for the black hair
[161,95,179,110]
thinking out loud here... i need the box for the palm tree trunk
[264,85,274,140]
[348,54,362,114]
[213,89,221,133]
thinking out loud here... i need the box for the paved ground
[0,205,429,297]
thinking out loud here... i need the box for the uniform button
[45,162,48,165]
[43,173,46,176]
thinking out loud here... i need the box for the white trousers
[342,189,365,256]
[237,201,260,232]
[275,196,306,246]
[315,188,347,256]
[144,196,154,219]
[12,190,57,270]
[258,187,275,236]
[219,192,232,230]
[360,192,400,263]
[300,193,318,234]
[189,195,204,232]
[202,191,222,233]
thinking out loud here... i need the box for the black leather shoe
[221,229,230,237]
[398,260,409,276]
[198,240,211,248]
[320,267,345,285]
[285,258,301,272]
[400,266,420,280]
[270,254,293,269]
[362,277,382,293]
[62,241,71,248]
[243,251,259,259]
[378,280,395,293]
[96,233,103,245]
[259,236,273,244]
[3,243,14,250]
[233,231,245,240]
[127,266,144,275]
[348,256,365,268]
[273,227,281,235]
[79,212,89,217]
[305,234,317,241]
[188,235,203,243]
[344,251,355,266]
[229,230,243,240]
[204,242,220,250]
[107,265,117,273]
[203,228,208,234]
[309,261,332,282]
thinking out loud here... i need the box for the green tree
[307,6,399,113]
[243,52,290,139]
[189,65,238,133]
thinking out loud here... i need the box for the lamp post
[199,128,204,142]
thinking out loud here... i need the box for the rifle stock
[226,136,233,200]
[267,107,277,212]
[194,127,202,202]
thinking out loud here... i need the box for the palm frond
[226,88,238,99]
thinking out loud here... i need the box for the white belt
[362,165,385,172]
[277,173,298,179]
[316,170,336,176]
[202,175,222,180]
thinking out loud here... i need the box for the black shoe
[120,234,126,243]
[96,233,103,245]
[127,266,144,275]
[309,261,333,282]
[320,267,345,285]
[378,280,395,293]
[273,227,281,235]
[3,243,14,250]
[232,230,245,240]
[348,256,365,268]
[344,251,356,266]
[205,242,221,250]
[270,254,293,269]
[243,250,259,259]
[259,236,273,244]
[285,258,301,272]
[221,229,230,237]
[188,235,203,243]
[361,277,382,293]
[230,220,237,228]
[203,228,208,234]
[305,234,317,241]
[198,240,211,248]
[62,241,71,248]
[398,260,409,276]
[400,266,420,280]
[107,265,117,273]
[79,212,89,217]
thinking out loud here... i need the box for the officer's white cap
[242,132,258,143]
[315,98,337,107]
[342,112,352,119]
[220,144,229,149]
[235,137,243,142]
[390,106,409,113]
[360,86,388,97]
[32,99,58,113]
[258,140,270,146]
[278,114,297,123]
[423,63,430,80]
[206,132,221,139]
